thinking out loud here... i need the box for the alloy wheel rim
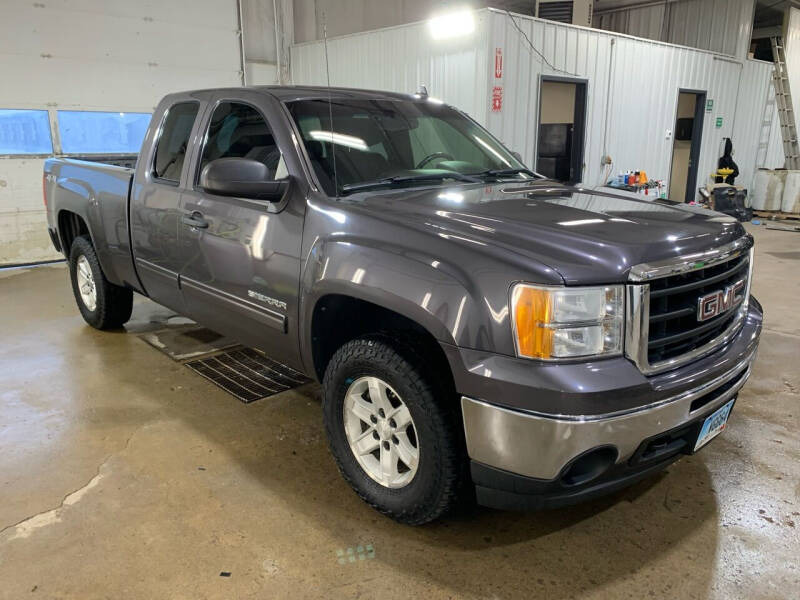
[76,255,97,311]
[343,376,420,489]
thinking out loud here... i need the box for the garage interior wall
[293,0,474,43]
[784,7,800,145]
[292,8,781,197]
[0,0,255,266]
[242,0,292,85]
[593,0,756,61]
[291,9,492,126]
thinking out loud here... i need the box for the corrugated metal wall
[292,9,778,198]
[291,13,492,125]
[0,0,243,265]
[489,10,751,191]
[733,59,783,184]
[594,3,666,42]
[785,8,800,140]
[593,0,755,60]
[486,11,613,185]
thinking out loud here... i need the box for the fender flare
[298,236,477,375]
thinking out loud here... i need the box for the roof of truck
[264,85,421,102]
[180,85,426,103]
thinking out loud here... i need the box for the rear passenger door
[177,92,305,369]
[130,99,203,312]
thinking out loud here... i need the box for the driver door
[178,92,304,369]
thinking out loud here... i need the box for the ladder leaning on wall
[770,36,800,169]
[755,69,776,169]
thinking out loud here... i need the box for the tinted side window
[153,102,198,182]
[199,102,280,178]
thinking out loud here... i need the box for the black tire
[68,235,133,330]
[322,335,463,525]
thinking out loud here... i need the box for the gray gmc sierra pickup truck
[44,86,762,524]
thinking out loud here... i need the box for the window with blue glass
[0,109,53,154]
[57,111,151,154]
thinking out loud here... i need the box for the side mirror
[511,151,524,164]
[200,157,289,201]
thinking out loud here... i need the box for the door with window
[178,93,304,366]
[130,100,201,312]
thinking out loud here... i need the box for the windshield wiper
[469,168,541,180]
[340,172,481,193]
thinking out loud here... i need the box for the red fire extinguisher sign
[491,86,503,112]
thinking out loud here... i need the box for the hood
[343,181,747,285]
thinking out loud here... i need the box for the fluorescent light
[438,191,464,203]
[557,219,605,227]
[428,10,475,40]
[309,130,367,151]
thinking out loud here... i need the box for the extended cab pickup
[44,86,762,524]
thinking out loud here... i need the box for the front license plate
[694,398,735,451]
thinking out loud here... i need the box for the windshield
[287,98,531,196]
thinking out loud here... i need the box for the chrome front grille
[625,237,754,375]
[647,252,749,363]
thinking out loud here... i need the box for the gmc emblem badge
[697,279,746,322]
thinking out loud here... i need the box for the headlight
[510,284,624,359]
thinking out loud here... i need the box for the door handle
[181,211,209,229]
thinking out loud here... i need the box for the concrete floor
[0,224,798,600]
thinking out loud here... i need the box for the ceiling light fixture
[428,9,475,40]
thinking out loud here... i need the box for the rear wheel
[322,335,463,525]
[68,235,133,330]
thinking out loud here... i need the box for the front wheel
[322,336,463,525]
[68,235,133,330]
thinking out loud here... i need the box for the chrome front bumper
[461,341,757,481]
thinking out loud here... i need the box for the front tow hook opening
[560,446,618,487]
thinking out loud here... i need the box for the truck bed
[44,157,140,291]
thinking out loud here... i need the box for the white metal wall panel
[785,8,800,143]
[291,15,491,125]
[0,0,243,264]
[489,10,762,195]
[594,0,754,60]
[290,8,773,200]
[732,59,784,187]
[486,12,613,184]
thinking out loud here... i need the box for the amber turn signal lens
[510,284,624,360]
[511,285,553,359]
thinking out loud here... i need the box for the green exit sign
[716,117,723,128]
[706,99,714,112]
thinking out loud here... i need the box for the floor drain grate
[185,347,311,403]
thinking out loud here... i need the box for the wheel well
[311,295,455,391]
[57,211,90,255]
